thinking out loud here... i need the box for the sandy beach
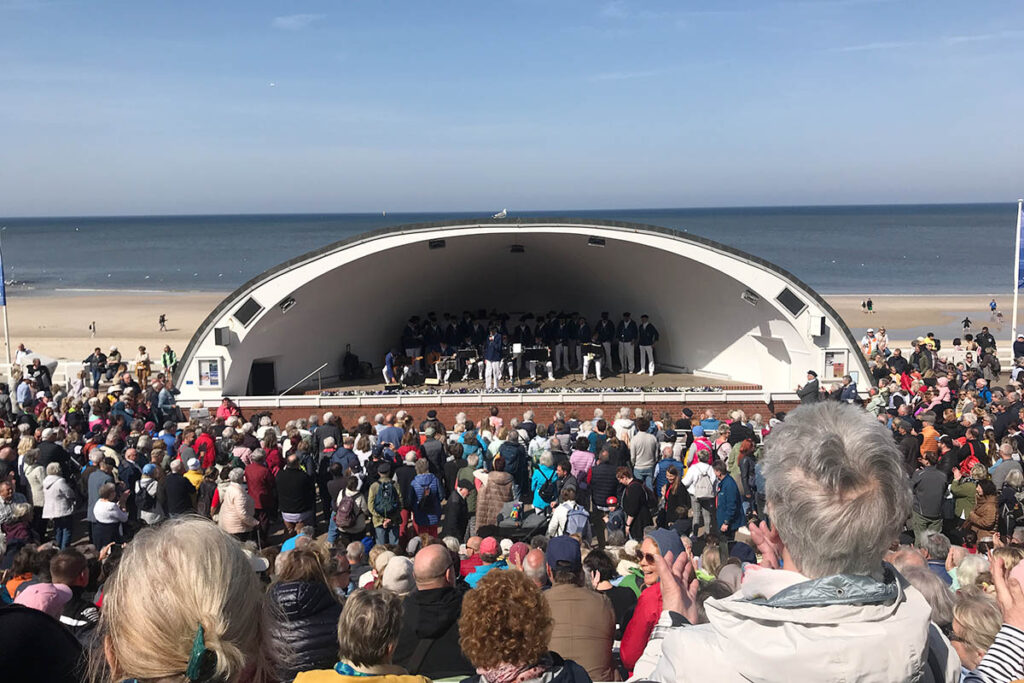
[2,291,1022,364]
[5,291,224,361]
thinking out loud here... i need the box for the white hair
[523,410,534,422]
[169,459,184,474]
[240,423,253,434]
[957,554,990,589]
[46,462,62,476]
[250,449,266,462]
[259,416,271,427]
[762,402,911,578]
[323,412,334,422]
[222,427,234,438]
[228,467,246,483]
[322,436,336,449]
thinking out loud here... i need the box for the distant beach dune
[3,291,1021,364]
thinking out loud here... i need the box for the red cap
[606,496,618,506]
[479,536,500,555]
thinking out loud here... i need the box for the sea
[0,203,1017,296]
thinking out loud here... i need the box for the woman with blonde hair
[90,517,283,683]
[458,569,589,683]
[950,589,1002,674]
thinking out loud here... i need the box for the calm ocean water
[0,204,1017,296]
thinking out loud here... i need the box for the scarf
[477,658,549,683]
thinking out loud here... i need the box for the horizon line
[0,199,1015,222]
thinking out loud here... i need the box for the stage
[304,369,761,396]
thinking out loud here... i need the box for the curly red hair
[459,569,553,668]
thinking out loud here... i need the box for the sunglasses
[636,550,659,564]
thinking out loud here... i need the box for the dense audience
[7,331,1024,682]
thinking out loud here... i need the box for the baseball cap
[14,583,72,618]
[646,528,685,561]
[242,547,269,573]
[606,496,618,506]
[546,536,582,572]
[427,409,437,418]
[377,462,392,475]
[142,463,157,476]
[692,426,704,437]
[479,536,500,555]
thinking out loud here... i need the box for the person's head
[51,548,89,587]
[98,482,118,502]
[478,537,500,564]
[275,547,330,586]
[414,458,429,475]
[228,467,245,485]
[761,402,911,578]
[918,531,951,563]
[459,569,553,670]
[615,466,633,485]
[336,588,404,668]
[712,460,728,480]
[94,518,280,683]
[952,590,1002,670]
[413,543,454,590]
[545,536,583,587]
[1007,469,1024,489]
[169,459,184,475]
[957,553,990,588]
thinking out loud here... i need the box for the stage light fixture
[428,239,446,250]
[510,244,525,254]
[278,297,296,313]
[740,289,759,307]
[587,237,606,247]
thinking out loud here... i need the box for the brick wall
[207,400,799,427]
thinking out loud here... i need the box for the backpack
[335,493,358,528]
[137,482,157,512]
[373,480,400,517]
[565,506,590,536]
[538,468,558,504]
[693,466,715,499]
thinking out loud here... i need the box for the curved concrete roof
[177,218,869,398]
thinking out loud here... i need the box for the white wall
[176,223,868,400]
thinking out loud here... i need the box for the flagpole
[0,227,10,368]
[1011,197,1019,348]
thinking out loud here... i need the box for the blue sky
[1,0,1022,216]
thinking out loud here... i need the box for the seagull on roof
[492,208,507,219]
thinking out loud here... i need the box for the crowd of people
[7,328,1024,681]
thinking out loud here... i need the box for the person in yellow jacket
[183,458,204,490]
[295,588,431,683]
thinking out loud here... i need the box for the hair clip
[186,624,216,682]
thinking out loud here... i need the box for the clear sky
[1,0,1022,216]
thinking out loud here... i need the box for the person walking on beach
[866,298,874,314]
[88,321,96,338]
[963,316,972,332]
[159,313,167,332]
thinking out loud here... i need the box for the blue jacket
[465,561,506,588]
[330,448,359,473]
[638,322,659,346]
[716,474,746,531]
[616,320,638,342]
[839,382,859,402]
[531,464,557,510]
[484,334,503,362]
[410,473,442,525]
[654,457,681,495]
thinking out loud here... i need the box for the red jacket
[194,433,216,469]
[619,581,662,674]
[244,462,277,511]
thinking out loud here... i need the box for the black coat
[163,473,195,515]
[270,581,343,682]
[441,491,469,540]
[589,462,619,508]
[394,587,474,679]
[276,468,315,514]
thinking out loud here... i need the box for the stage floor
[307,370,760,395]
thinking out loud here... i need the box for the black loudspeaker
[384,383,402,390]
[214,327,231,346]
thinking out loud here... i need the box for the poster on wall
[198,358,221,388]
[824,350,847,381]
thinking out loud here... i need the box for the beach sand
[3,292,1021,363]
[5,291,224,361]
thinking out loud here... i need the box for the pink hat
[508,542,530,566]
[479,536,500,555]
[14,583,72,618]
